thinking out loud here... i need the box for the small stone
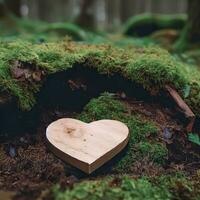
[20,137,25,142]
[9,146,16,158]
[163,128,173,139]
[121,92,126,99]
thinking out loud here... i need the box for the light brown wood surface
[46,118,129,174]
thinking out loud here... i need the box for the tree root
[165,85,195,132]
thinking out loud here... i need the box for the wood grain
[46,118,129,174]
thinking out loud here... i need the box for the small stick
[165,85,195,132]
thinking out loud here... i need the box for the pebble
[163,127,173,139]
[9,146,16,158]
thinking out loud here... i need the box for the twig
[165,85,195,132]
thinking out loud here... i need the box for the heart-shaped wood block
[46,118,129,174]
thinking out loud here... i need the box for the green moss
[0,16,90,42]
[79,93,166,172]
[0,41,41,109]
[154,172,189,189]
[137,142,168,165]
[152,173,200,200]
[51,176,171,200]
[0,40,199,115]
[0,17,109,44]
[79,93,126,122]
[123,13,186,37]
[50,170,200,200]
[82,46,187,92]
[173,24,190,52]
[43,22,88,41]
[112,35,156,47]
[51,171,200,200]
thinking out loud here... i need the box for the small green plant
[188,133,200,146]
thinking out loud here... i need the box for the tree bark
[76,0,95,29]
[0,0,21,17]
[105,0,120,31]
[5,0,21,17]
[174,0,200,51]
[187,0,200,42]
[0,2,6,17]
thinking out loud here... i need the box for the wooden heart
[46,118,129,174]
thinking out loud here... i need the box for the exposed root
[165,85,195,132]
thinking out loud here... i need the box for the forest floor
[0,15,200,200]
[0,92,200,199]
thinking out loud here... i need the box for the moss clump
[123,13,186,37]
[111,35,156,47]
[0,40,199,115]
[152,173,200,200]
[50,168,200,200]
[0,17,110,44]
[173,24,190,52]
[0,16,90,42]
[43,23,88,41]
[51,176,171,200]
[137,142,168,165]
[79,93,167,172]
[175,60,200,116]
[79,93,126,122]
